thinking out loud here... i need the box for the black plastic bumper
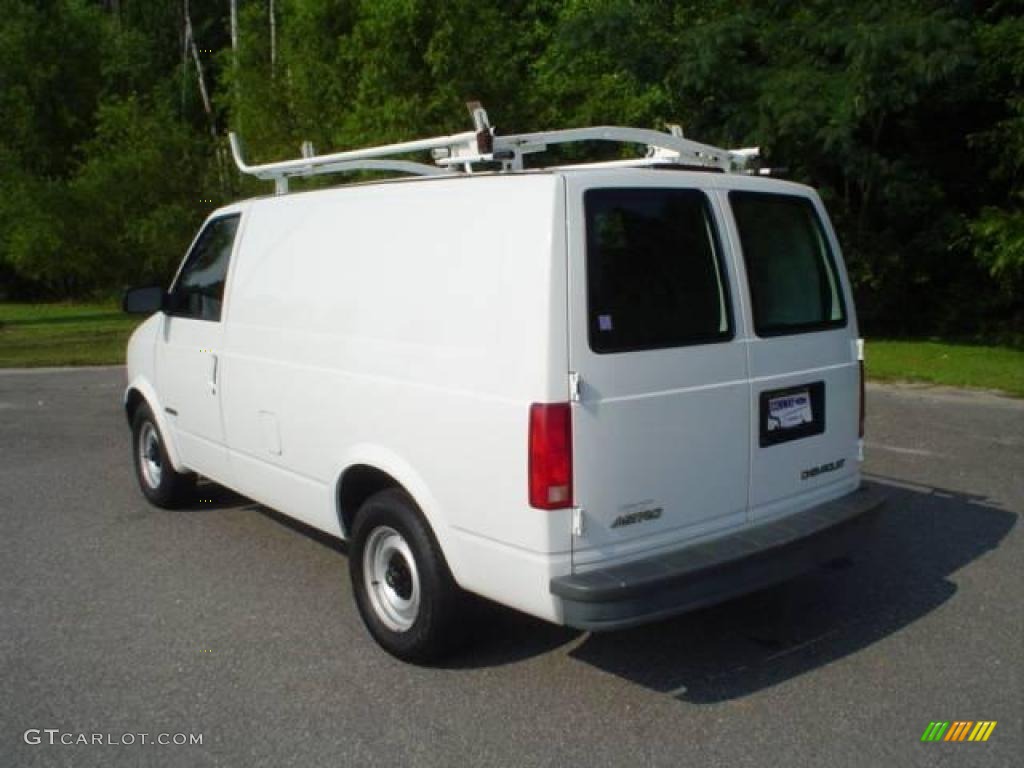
[551,483,886,631]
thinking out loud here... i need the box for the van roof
[215,166,814,217]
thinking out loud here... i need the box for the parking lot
[1,367,1020,766]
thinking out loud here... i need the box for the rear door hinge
[571,506,585,536]
[568,371,582,403]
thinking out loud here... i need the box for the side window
[585,188,732,354]
[729,192,846,336]
[168,215,241,322]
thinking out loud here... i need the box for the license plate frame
[759,381,826,447]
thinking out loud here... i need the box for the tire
[131,403,195,508]
[349,488,465,663]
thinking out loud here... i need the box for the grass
[867,339,1024,397]
[1,303,1022,397]
[0,302,143,368]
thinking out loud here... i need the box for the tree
[0,0,1020,340]
[967,9,1024,336]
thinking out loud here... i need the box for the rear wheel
[349,489,465,663]
[131,403,195,508]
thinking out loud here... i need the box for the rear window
[730,192,846,336]
[585,188,732,354]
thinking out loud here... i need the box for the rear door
[566,177,751,570]
[723,189,860,521]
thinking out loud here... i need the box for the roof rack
[228,102,760,194]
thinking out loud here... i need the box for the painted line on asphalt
[866,442,937,457]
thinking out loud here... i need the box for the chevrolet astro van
[122,112,885,661]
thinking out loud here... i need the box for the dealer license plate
[766,389,812,432]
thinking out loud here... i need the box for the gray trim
[553,484,886,631]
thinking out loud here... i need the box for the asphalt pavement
[1,368,1021,767]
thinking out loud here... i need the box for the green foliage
[0,0,107,177]
[970,207,1024,289]
[0,0,1021,341]
[70,96,212,289]
[966,9,1024,330]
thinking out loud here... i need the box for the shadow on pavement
[179,476,1016,684]
[181,480,349,555]
[564,476,1016,702]
[183,479,251,511]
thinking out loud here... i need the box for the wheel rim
[138,421,163,489]
[363,526,420,633]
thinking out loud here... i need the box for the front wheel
[349,489,465,663]
[131,403,195,508]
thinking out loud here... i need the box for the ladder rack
[229,102,760,194]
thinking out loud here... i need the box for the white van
[123,111,884,661]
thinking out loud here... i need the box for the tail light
[528,403,573,509]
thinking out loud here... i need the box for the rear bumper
[551,483,886,631]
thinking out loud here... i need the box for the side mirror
[122,285,167,315]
